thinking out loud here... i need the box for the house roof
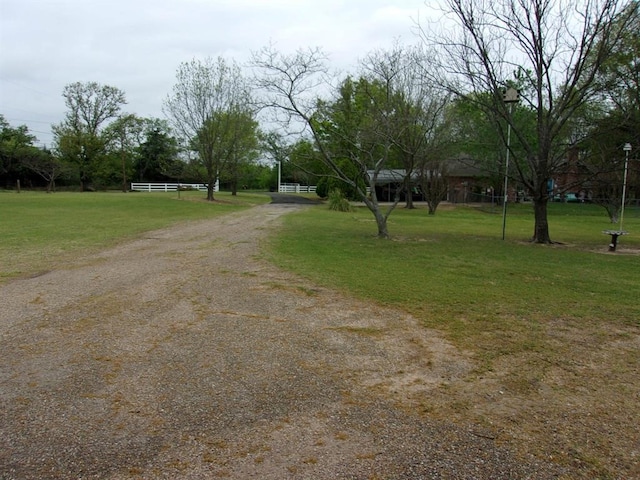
[367,157,487,185]
[366,169,418,184]
[447,156,487,177]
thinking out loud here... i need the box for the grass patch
[269,203,639,331]
[269,203,639,338]
[0,190,269,282]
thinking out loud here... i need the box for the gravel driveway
[0,203,564,479]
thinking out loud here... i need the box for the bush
[328,189,352,212]
[316,175,363,201]
[316,177,329,198]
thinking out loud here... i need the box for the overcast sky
[0,0,431,146]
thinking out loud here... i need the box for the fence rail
[279,183,317,193]
[130,183,213,192]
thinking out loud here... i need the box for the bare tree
[419,0,636,243]
[163,57,252,201]
[22,148,71,193]
[418,159,451,214]
[366,45,452,210]
[253,45,418,238]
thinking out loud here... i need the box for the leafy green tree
[234,161,273,190]
[220,109,260,195]
[369,45,452,211]
[316,74,406,231]
[578,2,640,221]
[0,115,40,187]
[52,82,127,191]
[287,139,324,189]
[446,94,539,202]
[255,47,390,237]
[315,158,364,200]
[446,97,504,185]
[103,114,146,191]
[578,107,639,222]
[164,56,252,201]
[135,124,181,182]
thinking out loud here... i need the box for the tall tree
[580,109,639,221]
[52,82,126,191]
[365,45,452,210]
[104,114,146,192]
[220,108,260,195]
[287,139,324,188]
[259,130,292,190]
[314,76,394,202]
[581,2,640,221]
[135,123,181,182]
[163,57,252,201]
[420,0,636,243]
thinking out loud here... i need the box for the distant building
[367,156,494,204]
[445,157,492,203]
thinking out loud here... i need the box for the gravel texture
[0,203,566,479]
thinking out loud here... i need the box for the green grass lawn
[0,190,270,281]
[269,202,639,336]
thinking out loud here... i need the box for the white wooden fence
[130,182,215,192]
[279,183,317,193]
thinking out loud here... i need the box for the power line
[0,79,52,97]
[5,117,54,125]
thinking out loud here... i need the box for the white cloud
[0,0,429,145]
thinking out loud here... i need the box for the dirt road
[0,203,564,479]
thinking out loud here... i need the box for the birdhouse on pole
[502,87,520,103]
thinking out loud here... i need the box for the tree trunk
[404,177,415,209]
[373,208,389,238]
[121,150,127,193]
[206,167,216,201]
[363,190,390,239]
[405,195,414,209]
[532,198,552,243]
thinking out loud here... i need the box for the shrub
[328,189,352,212]
[316,177,329,198]
[316,174,364,200]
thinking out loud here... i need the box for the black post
[609,233,620,252]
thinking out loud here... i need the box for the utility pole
[501,87,520,240]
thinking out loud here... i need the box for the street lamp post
[620,143,632,232]
[501,87,520,241]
